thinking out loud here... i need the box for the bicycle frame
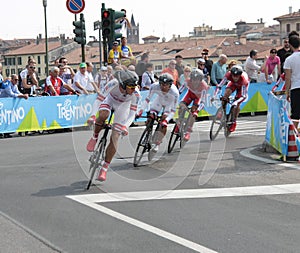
[86,111,114,190]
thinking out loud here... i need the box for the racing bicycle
[133,112,164,167]
[209,96,236,141]
[86,111,114,190]
[167,105,192,153]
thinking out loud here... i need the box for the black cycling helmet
[158,73,173,87]
[230,65,243,75]
[190,68,204,82]
[114,70,138,90]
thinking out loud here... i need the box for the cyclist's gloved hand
[161,119,168,127]
[232,101,238,107]
[120,126,128,136]
[192,110,199,117]
[135,110,143,119]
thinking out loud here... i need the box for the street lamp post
[43,0,49,77]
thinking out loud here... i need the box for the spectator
[135,53,149,85]
[115,9,131,38]
[86,62,100,94]
[141,63,155,90]
[95,66,109,92]
[244,50,261,83]
[19,62,39,95]
[265,49,281,84]
[118,37,135,67]
[108,41,121,67]
[175,55,184,77]
[0,74,28,99]
[0,63,3,83]
[201,48,213,76]
[58,57,75,94]
[178,66,191,94]
[284,35,300,130]
[197,58,210,85]
[106,65,114,81]
[72,63,93,94]
[277,38,292,74]
[210,54,228,86]
[44,67,76,96]
[161,60,179,88]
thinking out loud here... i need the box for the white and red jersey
[217,71,249,104]
[45,75,66,95]
[98,79,140,131]
[182,80,209,111]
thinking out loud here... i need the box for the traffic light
[101,9,112,40]
[112,10,126,41]
[73,13,86,45]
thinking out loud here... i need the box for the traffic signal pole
[73,13,86,62]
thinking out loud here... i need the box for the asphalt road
[1,115,300,253]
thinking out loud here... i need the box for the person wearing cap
[201,49,213,76]
[108,41,121,67]
[264,49,281,84]
[197,58,210,85]
[72,63,93,94]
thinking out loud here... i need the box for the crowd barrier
[0,82,277,133]
[265,92,300,157]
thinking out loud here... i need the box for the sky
[1,0,300,42]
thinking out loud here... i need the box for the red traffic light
[102,10,110,19]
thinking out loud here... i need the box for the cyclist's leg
[184,104,198,139]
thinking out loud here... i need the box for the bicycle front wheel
[168,123,180,153]
[133,128,152,167]
[86,139,105,190]
[209,107,224,141]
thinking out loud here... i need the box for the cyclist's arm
[213,77,227,97]
[234,83,249,105]
[197,89,207,111]
[166,89,179,122]
[124,91,141,128]
[100,79,119,100]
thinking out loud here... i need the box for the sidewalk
[0,213,61,253]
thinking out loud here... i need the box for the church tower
[127,14,139,44]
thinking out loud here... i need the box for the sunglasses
[198,63,205,66]
[29,66,36,69]
[127,85,136,89]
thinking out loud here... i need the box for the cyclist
[137,73,179,152]
[86,70,140,182]
[213,65,249,132]
[177,68,209,141]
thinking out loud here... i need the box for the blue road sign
[66,0,85,14]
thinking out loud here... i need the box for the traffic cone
[286,124,299,161]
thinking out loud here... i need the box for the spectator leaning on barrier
[265,49,281,84]
[45,67,77,96]
[19,62,39,95]
[73,63,94,95]
[244,50,261,83]
[284,35,300,130]
[210,54,228,86]
[58,57,75,94]
[0,74,28,99]
[197,58,210,85]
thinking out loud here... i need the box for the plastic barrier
[0,82,279,133]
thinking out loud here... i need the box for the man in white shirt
[73,63,94,94]
[244,50,261,83]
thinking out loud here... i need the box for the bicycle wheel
[167,123,180,153]
[179,112,191,148]
[133,127,152,167]
[86,139,106,190]
[225,106,235,137]
[209,107,224,141]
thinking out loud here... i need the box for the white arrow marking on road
[67,183,300,253]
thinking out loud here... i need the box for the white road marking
[67,183,300,253]
[240,147,300,169]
